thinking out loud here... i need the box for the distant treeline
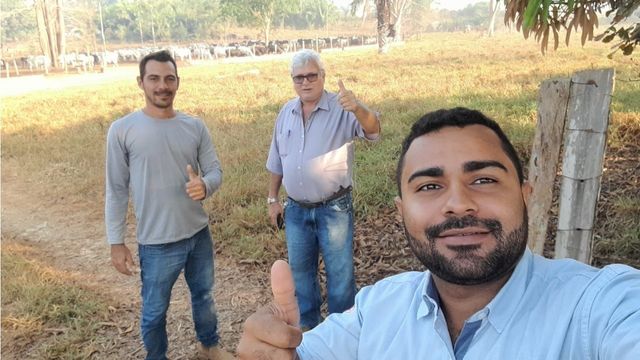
[2,0,497,50]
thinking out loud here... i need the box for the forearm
[269,173,283,198]
[105,193,128,245]
[201,163,222,198]
[353,102,380,136]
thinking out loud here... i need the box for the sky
[431,0,487,11]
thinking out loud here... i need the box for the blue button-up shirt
[266,91,379,203]
[297,249,640,359]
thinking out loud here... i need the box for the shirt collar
[416,248,534,330]
[418,272,439,319]
[483,248,533,333]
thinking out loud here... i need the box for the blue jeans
[138,226,219,360]
[285,192,356,329]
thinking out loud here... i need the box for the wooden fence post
[555,69,615,262]
[527,79,570,254]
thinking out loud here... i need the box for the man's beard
[147,91,174,109]
[405,212,528,285]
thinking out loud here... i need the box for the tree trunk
[35,0,53,71]
[391,0,409,42]
[360,3,368,28]
[151,17,156,47]
[57,0,66,72]
[99,0,108,72]
[488,0,499,37]
[138,15,144,45]
[376,0,392,53]
[264,17,271,45]
[45,0,59,69]
[393,12,403,41]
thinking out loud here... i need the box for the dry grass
[1,239,113,359]
[2,31,638,261]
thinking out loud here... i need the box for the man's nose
[442,184,478,216]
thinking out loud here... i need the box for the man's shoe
[197,343,235,360]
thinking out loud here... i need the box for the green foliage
[285,0,339,29]
[1,0,36,43]
[506,0,640,56]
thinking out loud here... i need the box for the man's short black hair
[396,107,525,197]
[139,50,178,78]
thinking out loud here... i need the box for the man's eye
[473,178,496,185]
[418,183,441,191]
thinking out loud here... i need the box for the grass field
[3,32,638,260]
[2,32,639,356]
[1,239,112,358]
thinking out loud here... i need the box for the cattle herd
[1,35,378,75]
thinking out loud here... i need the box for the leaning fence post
[555,69,615,263]
[527,78,570,255]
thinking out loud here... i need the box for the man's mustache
[426,215,502,241]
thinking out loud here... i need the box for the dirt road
[1,163,270,358]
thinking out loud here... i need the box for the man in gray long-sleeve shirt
[105,50,233,360]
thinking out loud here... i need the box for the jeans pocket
[139,242,171,258]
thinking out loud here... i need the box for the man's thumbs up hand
[338,79,359,113]
[186,165,206,201]
[237,260,302,360]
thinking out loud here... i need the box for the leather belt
[289,185,352,209]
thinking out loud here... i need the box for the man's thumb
[338,79,346,93]
[271,260,300,327]
[186,164,198,180]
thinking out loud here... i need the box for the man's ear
[394,195,403,218]
[521,181,533,207]
[137,76,143,89]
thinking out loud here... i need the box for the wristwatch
[267,197,279,205]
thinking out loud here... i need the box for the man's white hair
[290,49,325,74]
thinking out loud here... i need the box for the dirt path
[1,163,271,359]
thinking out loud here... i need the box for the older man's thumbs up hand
[338,79,359,113]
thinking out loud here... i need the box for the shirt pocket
[278,131,290,157]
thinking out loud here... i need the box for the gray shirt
[266,91,379,203]
[105,110,222,245]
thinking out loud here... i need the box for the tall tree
[389,0,410,41]
[354,0,414,50]
[316,0,338,34]
[376,0,392,53]
[504,0,640,56]
[35,0,64,69]
[1,0,37,44]
[488,0,500,36]
[350,0,374,27]
[57,0,65,70]
[240,0,298,43]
